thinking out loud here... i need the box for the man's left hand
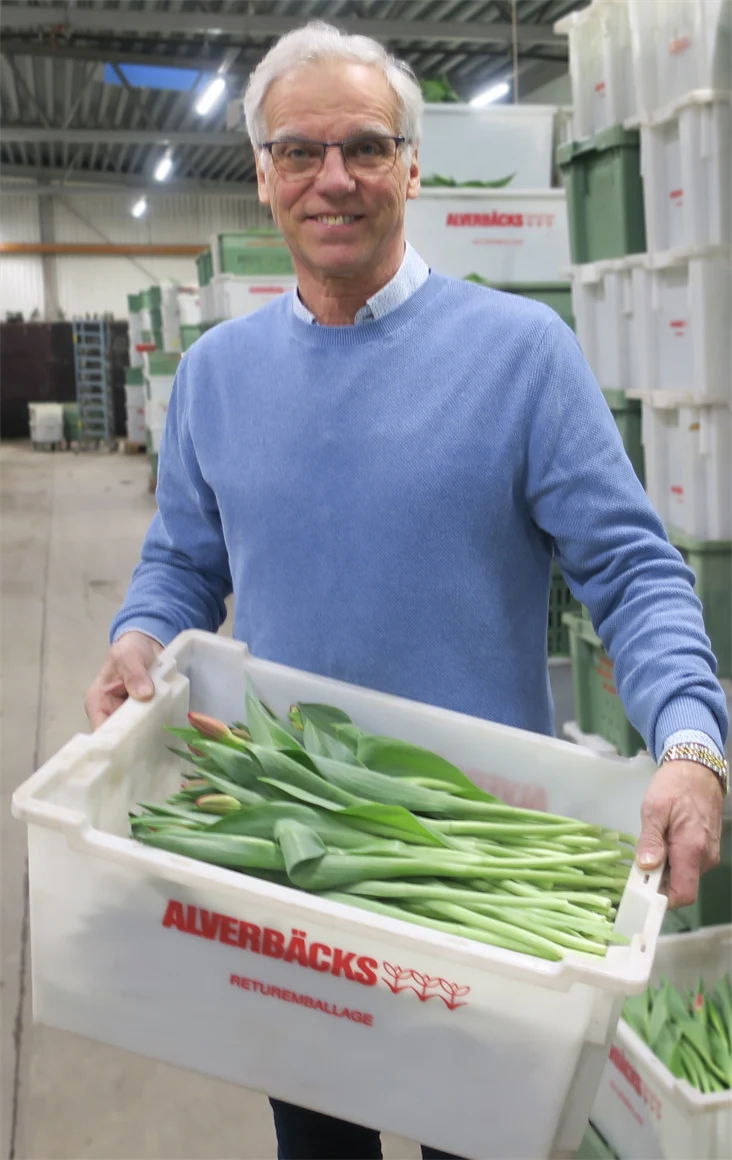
[636,760,724,908]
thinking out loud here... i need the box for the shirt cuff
[660,729,724,762]
[654,695,725,762]
[111,621,172,649]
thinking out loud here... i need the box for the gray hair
[243,20,423,155]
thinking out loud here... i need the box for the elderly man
[87,20,727,1160]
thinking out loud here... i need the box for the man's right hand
[85,631,164,730]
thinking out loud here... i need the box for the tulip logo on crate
[162,900,470,1011]
[381,963,470,1009]
[609,1044,663,1123]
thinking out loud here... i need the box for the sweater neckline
[284,271,450,346]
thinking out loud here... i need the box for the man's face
[255,60,420,281]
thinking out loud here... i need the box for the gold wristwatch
[662,742,729,796]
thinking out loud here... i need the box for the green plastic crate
[180,322,217,352]
[140,329,164,349]
[145,351,181,377]
[563,611,646,756]
[662,815,731,932]
[465,277,574,330]
[668,529,731,679]
[576,1122,618,1160]
[127,293,142,314]
[141,286,162,310]
[557,126,646,264]
[216,230,295,276]
[549,561,580,657]
[602,389,645,486]
[62,402,80,443]
[148,307,163,330]
[124,367,144,386]
[196,249,213,287]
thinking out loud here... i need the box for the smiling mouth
[307,214,364,225]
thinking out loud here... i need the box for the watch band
[662,742,729,796]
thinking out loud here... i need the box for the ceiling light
[469,82,510,108]
[195,75,226,116]
[131,197,148,218]
[154,153,173,182]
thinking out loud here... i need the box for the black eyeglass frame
[261,135,407,180]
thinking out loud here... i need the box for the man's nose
[313,146,356,195]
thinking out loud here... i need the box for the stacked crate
[127,294,144,368]
[197,230,297,325]
[142,350,180,490]
[555,0,732,756]
[123,366,146,447]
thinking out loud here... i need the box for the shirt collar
[291,243,429,326]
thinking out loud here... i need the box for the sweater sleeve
[524,315,728,760]
[110,358,232,646]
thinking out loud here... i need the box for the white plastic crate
[144,373,175,429]
[124,384,145,408]
[639,91,732,253]
[125,404,146,444]
[205,274,296,323]
[127,313,144,368]
[570,258,643,390]
[555,0,637,140]
[405,189,570,283]
[146,422,164,453]
[11,631,666,1160]
[632,248,732,403]
[640,396,732,540]
[591,925,732,1160]
[629,0,732,116]
[28,402,64,443]
[419,104,557,188]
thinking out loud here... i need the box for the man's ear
[406,146,420,200]
[255,154,271,206]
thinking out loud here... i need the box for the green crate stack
[196,249,213,287]
[127,293,142,314]
[562,611,646,756]
[140,329,164,349]
[144,351,181,377]
[124,366,144,387]
[215,230,295,276]
[464,276,574,330]
[180,322,218,352]
[662,815,731,934]
[557,126,646,265]
[549,561,580,657]
[141,286,162,310]
[602,389,644,487]
[62,402,80,444]
[669,529,731,680]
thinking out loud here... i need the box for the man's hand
[85,631,164,731]
[637,760,724,908]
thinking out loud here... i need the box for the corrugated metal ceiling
[1,0,584,190]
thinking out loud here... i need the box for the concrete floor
[1,442,575,1160]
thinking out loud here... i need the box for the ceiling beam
[0,164,259,193]
[0,38,251,74]
[2,7,561,46]
[1,126,243,146]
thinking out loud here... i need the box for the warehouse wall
[1,189,274,320]
[0,194,44,320]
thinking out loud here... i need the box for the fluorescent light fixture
[469,81,510,108]
[154,153,173,182]
[195,75,226,116]
[131,197,148,218]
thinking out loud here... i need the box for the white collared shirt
[292,242,429,325]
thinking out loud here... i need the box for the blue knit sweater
[111,273,728,759]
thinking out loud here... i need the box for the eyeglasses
[262,134,406,181]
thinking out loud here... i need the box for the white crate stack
[124,381,146,445]
[563,0,732,542]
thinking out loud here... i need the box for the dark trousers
[270,1099,465,1160]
